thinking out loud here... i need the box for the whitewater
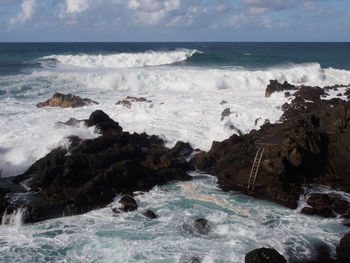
[1,43,350,262]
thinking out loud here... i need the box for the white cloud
[127,0,180,25]
[241,0,298,14]
[9,0,37,25]
[66,0,90,14]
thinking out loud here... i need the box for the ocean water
[1,42,350,262]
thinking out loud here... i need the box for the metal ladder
[248,147,265,190]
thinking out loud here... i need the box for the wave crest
[42,49,199,69]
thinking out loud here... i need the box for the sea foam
[42,49,199,68]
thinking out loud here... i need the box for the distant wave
[41,49,200,69]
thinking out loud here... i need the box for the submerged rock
[221,108,231,121]
[116,96,152,109]
[36,93,98,108]
[143,209,157,219]
[13,110,193,223]
[182,218,211,235]
[245,248,286,263]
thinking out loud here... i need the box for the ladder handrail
[251,148,264,190]
[248,147,261,187]
[248,147,264,190]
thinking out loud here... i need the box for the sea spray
[1,207,25,227]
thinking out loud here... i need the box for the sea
[1,42,350,262]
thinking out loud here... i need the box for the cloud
[9,0,37,25]
[241,0,299,15]
[65,0,90,14]
[126,0,180,26]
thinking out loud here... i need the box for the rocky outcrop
[10,110,194,223]
[265,80,297,97]
[245,248,286,263]
[116,96,152,109]
[192,81,350,209]
[36,93,99,108]
[336,232,350,263]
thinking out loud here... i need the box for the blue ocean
[1,42,350,262]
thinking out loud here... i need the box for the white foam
[1,62,350,177]
[42,49,199,69]
[0,174,347,262]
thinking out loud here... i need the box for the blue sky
[0,0,349,41]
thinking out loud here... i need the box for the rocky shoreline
[1,81,350,262]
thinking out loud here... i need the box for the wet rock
[245,248,286,263]
[336,232,350,263]
[13,110,193,223]
[0,191,10,218]
[171,141,193,157]
[265,80,297,97]
[119,195,137,212]
[116,96,152,108]
[301,193,350,218]
[182,218,211,235]
[221,108,231,121]
[143,209,157,219]
[192,80,350,210]
[36,93,98,108]
[294,86,327,102]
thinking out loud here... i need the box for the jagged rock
[171,141,193,157]
[116,96,152,109]
[36,93,98,108]
[294,86,327,102]
[245,248,286,263]
[119,195,137,212]
[336,232,350,263]
[301,193,350,218]
[265,80,297,97]
[13,110,193,223]
[301,194,336,218]
[192,82,350,209]
[143,209,157,219]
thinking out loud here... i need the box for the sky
[0,0,349,42]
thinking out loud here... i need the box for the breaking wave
[42,49,199,69]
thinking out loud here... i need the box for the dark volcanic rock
[336,232,350,263]
[116,96,152,109]
[245,248,286,263]
[192,81,350,209]
[13,110,194,223]
[143,209,157,219]
[119,195,137,212]
[37,93,98,108]
[301,193,350,218]
[265,80,297,97]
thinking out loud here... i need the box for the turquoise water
[0,173,348,262]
